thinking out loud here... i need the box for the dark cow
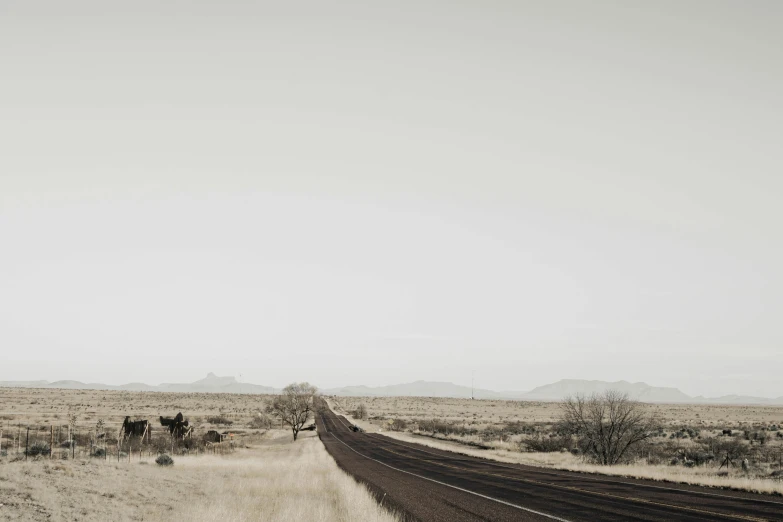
[121,417,151,442]
[159,412,182,432]
[160,412,190,439]
[722,429,733,436]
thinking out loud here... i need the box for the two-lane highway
[316,406,783,521]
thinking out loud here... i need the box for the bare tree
[270,382,318,441]
[559,390,660,465]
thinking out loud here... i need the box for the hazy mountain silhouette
[323,380,505,399]
[2,375,781,404]
[323,379,783,404]
[0,373,277,394]
[517,379,692,402]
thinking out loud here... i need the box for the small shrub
[390,418,408,431]
[249,414,273,429]
[26,442,51,457]
[92,448,106,458]
[155,454,174,466]
[207,415,233,425]
[352,404,368,421]
[503,421,537,435]
[523,435,572,453]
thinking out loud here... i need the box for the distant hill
[323,380,505,399]
[324,379,783,405]
[519,379,693,403]
[3,375,781,404]
[0,373,277,395]
[156,373,277,394]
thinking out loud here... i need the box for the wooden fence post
[50,426,54,460]
[25,427,29,460]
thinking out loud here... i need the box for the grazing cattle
[722,429,733,436]
[160,412,190,439]
[121,417,151,443]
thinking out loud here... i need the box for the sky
[1,1,781,398]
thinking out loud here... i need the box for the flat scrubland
[0,386,276,435]
[0,388,400,522]
[330,396,783,496]
[334,395,783,428]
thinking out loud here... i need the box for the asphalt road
[316,407,783,522]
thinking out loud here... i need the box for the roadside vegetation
[330,394,783,496]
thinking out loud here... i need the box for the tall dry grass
[148,431,401,522]
[0,430,401,522]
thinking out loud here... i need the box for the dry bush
[352,404,368,420]
[207,415,233,425]
[155,454,174,466]
[389,419,408,431]
[26,441,51,457]
[249,413,273,429]
[521,435,572,453]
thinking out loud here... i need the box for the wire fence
[0,419,236,462]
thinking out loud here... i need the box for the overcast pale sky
[1,1,781,398]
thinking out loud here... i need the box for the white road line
[326,424,572,522]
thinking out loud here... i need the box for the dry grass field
[0,386,275,435]
[329,396,783,496]
[0,388,400,522]
[332,395,783,428]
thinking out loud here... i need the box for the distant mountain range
[321,379,783,405]
[1,375,780,405]
[0,373,277,395]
